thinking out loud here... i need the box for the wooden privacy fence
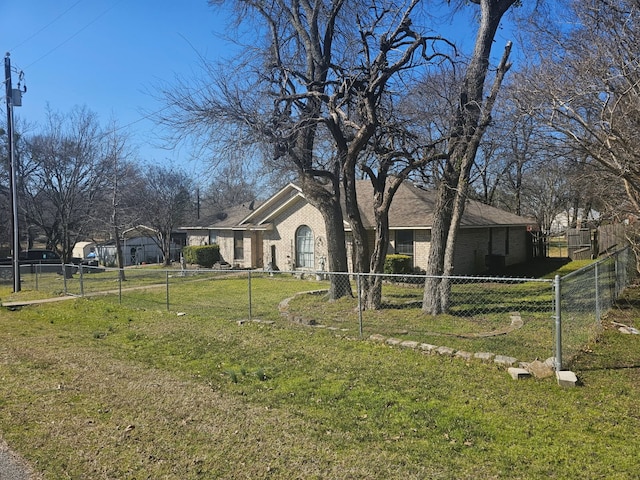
[566,224,626,260]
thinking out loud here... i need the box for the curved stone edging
[277,291,559,377]
[367,333,520,368]
[278,290,523,338]
[454,312,523,338]
[278,289,329,326]
[277,291,536,370]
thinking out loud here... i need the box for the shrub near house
[183,245,221,268]
[384,254,413,274]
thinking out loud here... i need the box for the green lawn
[4,265,559,362]
[1,263,639,478]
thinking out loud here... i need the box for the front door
[251,232,264,268]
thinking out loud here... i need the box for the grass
[280,272,557,362]
[0,259,595,363]
[1,260,639,478]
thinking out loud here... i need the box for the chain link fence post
[594,262,600,323]
[80,265,85,297]
[166,270,170,311]
[357,273,363,338]
[614,250,621,298]
[554,274,562,371]
[248,270,252,321]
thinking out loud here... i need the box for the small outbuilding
[95,226,182,266]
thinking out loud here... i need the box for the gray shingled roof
[183,182,533,231]
[353,181,533,229]
[182,203,258,229]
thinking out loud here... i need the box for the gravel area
[0,439,39,480]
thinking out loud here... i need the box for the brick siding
[186,198,529,274]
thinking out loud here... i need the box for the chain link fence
[556,247,635,368]
[2,247,635,370]
[0,263,70,291]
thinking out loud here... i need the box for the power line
[8,0,84,53]
[2,1,219,154]
[19,1,123,71]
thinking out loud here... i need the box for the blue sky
[1,1,233,175]
[1,1,519,181]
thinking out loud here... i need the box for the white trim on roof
[239,183,305,227]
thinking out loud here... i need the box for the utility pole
[4,53,23,292]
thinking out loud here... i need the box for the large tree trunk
[323,201,352,300]
[423,0,515,314]
[301,175,352,300]
[423,176,456,314]
[349,174,405,310]
[365,176,406,310]
[343,172,371,276]
[363,201,390,310]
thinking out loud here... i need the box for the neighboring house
[182,182,536,275]
[95,226,182,266]
[550,208,600,234]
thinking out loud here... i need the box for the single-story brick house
[181,181,536,275]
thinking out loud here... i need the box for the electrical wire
[3,0,212,148]
[18,1,123,71]
[8,0,84,53]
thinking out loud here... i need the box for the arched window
[295,225,314,268]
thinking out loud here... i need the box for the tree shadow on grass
[499,257,572,278]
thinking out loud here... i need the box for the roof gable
[239,183,307,227]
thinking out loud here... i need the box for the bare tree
[468,87,540,215]
[139,165,192,266]
[523,0,640,204]
[159,0,455,303]
[159,0,352,298]
[94,125,142,277]
[200,159,261,216]
[423,0,518,315]
[21,106,111,263]
[519,0,640,260]
[324,1,455,308]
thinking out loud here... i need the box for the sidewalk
[1,282,168,308]
[2,295,78,308]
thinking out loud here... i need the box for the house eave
[234,223,274,232]
[180,225,238,231]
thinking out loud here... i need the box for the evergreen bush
[183,245,220,268]
[384,254,413,274]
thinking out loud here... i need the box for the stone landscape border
[279,290,577,387]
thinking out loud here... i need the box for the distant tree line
[0,106,257,270]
